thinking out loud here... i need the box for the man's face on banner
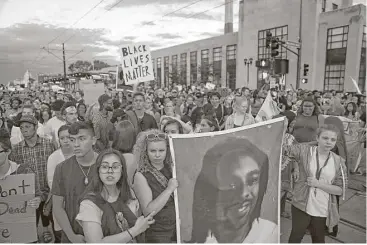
[216,155,260,230]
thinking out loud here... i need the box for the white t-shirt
[204,218,278,243]
[76,197,140,227]
[44,116,66,148]
[306,148,336,217]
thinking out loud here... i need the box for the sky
[0,0,239,84]
[0,0,365,84]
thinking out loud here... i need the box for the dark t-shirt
[51,155,98,243]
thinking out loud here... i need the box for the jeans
[288,205,326,243]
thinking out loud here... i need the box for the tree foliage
[68,60,110,72]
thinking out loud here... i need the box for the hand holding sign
[27,196,41,209]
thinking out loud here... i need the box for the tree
[93,60,110,70]
[68,60,92,73]
[197,62,214,84]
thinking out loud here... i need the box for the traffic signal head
[303,64,309,76]
[266,31,272,48]
[271,38,279,57]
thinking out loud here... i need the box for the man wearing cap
[92,94,114,152]
[9,115,55,242]
[10,105,46,145]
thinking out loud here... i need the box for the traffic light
[271,38,279,57]
[266,31,272,48]
[255,59,270,68]
[303,64,309,76]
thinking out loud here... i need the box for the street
[280,174,366,243]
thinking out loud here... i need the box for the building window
[213,47,222,85]
[180,53,187,85]
[157,58,162,86]
[226,45,237,90]
[257,25,288,88]
[359,26,366,93]
[164,56,169,88]
[172,55,178,69]
[332,3,338,10]
[201,49,209,83]
[324,26,349,91]
[322,0,326,12]
[190,51,197,85]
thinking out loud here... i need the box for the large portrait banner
[169,118,284,243]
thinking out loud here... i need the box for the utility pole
[296,0,303,89]
[62,43,67,87]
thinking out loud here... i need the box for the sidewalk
[280,174,366,243]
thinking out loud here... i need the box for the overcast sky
[0,0,240,84]
[0,0,365,84]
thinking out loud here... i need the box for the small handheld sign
[119,44,155,85]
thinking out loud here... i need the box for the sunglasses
[146,133,167,141]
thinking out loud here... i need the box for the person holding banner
[133,129,177,243]
[285,124,347,243]
[76,149,153,243]
[188,137,277,243]
[225,97,255,130]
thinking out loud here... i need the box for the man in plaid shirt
[9,115,55,228]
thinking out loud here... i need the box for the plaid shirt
[9,136,55,201]
[92,111,113,152]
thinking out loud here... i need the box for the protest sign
[116,65,134,91]
[169,118,284,243]
[79,79,105,105]
[255,92,281,122]
[119,44,155,85]
[0,174,36,243]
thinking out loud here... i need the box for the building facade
[151,0,366,92]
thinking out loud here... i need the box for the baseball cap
[19,115,38,125]
[195,92,203,98]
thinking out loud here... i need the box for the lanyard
[314,149,330,196]
[315,149,330,180]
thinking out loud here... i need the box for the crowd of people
[0,81,366,243]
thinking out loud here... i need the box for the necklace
[77,163,92,185]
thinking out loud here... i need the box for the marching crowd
[0,81,366,243]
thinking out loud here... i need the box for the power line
[47,0,107,45]
[63,0,126,44]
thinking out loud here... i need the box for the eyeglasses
[99,164,122,173]
[146,133,167,141]
[0,149,9,154]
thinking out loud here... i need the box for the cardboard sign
[120,44,155,85]
[169,118,283,243]
[116,65,134,91]
[0,174,36,243]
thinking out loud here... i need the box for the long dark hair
[189,138,269,242]
[79,149,132,204]
[297,97,319,116]
[344,102,357,116]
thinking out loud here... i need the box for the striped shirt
[9,136,55,201]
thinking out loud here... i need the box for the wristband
[127,229,134,240]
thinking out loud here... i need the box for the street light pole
[244,58,253,86]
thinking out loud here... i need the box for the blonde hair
[133,129,173,171]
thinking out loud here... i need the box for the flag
[350,76,362,94]
[255,91,281,122]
